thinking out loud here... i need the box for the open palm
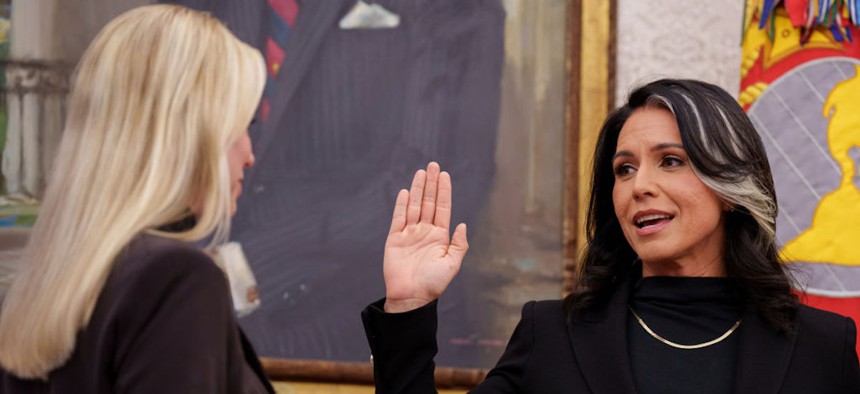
[383,162,468,313]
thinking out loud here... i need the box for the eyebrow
[612,143,685,161]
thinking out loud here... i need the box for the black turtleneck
[627,276,743,394]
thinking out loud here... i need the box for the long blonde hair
[0,5,265,378]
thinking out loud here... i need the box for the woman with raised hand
[363,79,860,393]
[0,5,273,393]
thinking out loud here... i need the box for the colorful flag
[741,0,860,357]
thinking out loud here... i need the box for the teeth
[636,214,671,226]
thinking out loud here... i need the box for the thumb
[448,223,469,262]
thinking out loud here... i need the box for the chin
[627,241,665,260]
[638,255,676,267]
[631,246,680,267]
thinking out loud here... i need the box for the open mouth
[635,214,673,229]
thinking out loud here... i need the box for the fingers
[434,171,452,230]
[389,189,409,234]
[405,169,426,225]
[420,162,440,224]
[448,223,469,263]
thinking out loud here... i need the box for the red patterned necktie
[261,0,299,123]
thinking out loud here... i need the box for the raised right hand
[382,162,469,313]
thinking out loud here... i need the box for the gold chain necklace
[627,305,742,350]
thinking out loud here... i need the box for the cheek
[611,184,636,241]
[689,193,723,224]
[227,155,241,181]
[611,183,627,221]
[676,183,724,228]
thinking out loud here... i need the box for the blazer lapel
[568,276,638,393]
[732,307,797,394]
[253,0,353,167]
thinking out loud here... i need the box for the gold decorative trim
[577,0,612,254]
[738,82,770,108]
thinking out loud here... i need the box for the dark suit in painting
[162,0,505,366]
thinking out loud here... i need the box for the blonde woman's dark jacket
[1,235,275,393]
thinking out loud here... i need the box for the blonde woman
[0,5,273,393]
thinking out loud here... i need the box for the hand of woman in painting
[383,162,469,313]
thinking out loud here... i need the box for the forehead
[616,107,681,149]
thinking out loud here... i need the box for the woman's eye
[661,156,684,168]
[614,164,635,176]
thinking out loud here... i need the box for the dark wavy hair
[563,79,798,334]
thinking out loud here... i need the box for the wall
[615,0,744,106]
[52,0,154,64]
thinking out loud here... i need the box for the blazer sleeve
[362,299,439,394]
[841,317,860,392]
[362,299,537,394]
[111,248,238,394]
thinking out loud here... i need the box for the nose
[631,166,657,200]
[241,132,255,169]
[245,151,255,169]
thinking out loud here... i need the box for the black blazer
[362,277,860,393]
[1,235,275,394]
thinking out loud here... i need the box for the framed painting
[248,0,617,389]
